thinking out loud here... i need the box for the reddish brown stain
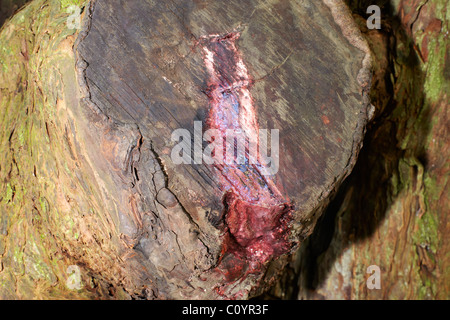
[200,32,294,287]
[321,115,330,125]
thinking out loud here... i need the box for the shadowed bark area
[0,0,31,27]
[267,0,449,300]
[0,0,373,299]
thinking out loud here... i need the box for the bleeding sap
[199,32,294,282]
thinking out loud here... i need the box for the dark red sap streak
[200,33,293,284]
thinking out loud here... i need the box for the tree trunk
[0,0,372,299]
[268,0,449,300]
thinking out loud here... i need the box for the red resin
[200,32,294,284]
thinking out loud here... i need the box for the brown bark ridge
[268,0,449,300]
[0,0,372,299]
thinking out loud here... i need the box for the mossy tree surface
[0,0,129,299]
[269,0,448,300]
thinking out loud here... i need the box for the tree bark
[0,0,372,299]
[268,0,449,300]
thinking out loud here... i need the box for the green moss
[63,162,71,175]
[60,0,84,10]
[421,1,449,104]
[423,175,440,202]
[0,0,94,299]
[13,246,23,264]
[423,38,448,103]
[39,197,48,213]
[413,210,439,252]
[4,183,14,203]
[418,272,437,299]
[397,159,411,187]
[17,123,27,147]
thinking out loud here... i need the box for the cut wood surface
[0,0,372,299]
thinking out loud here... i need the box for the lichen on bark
[0,0,127,299]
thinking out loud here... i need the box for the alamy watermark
[367,5,381,30]
[66,5,81,30]
[366,265,381,290]
[171,121,280,176]
[66,265,82,290]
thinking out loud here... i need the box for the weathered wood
[0,0,372,299]
[268,0,450,300]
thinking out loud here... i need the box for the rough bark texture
[267,0,449,300]
[0,0,373,299]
